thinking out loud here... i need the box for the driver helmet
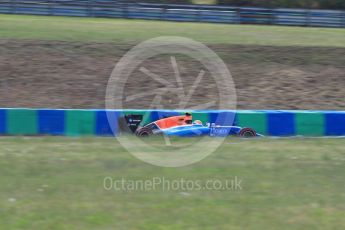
[193,120,202,125]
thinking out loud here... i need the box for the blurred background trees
[140,0,345,9]
[217,0,345,9]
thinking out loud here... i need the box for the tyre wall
[0,108,344,136]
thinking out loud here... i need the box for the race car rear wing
[118,114,143,133]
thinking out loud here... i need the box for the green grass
[1,137,345,229]
[192,0,217,4]
[1,14,345,46]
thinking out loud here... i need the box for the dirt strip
[1,40,344,110]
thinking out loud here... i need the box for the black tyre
[238,127,256,137]
[135,127,153,137]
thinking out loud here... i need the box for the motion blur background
[1,0,345,109]
[0,0,345,229]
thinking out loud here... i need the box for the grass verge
[0,137,344,229]
[1,14,345,46]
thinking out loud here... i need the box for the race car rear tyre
[238,128,256,137]
[135,127,153,137]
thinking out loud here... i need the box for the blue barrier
[325,112,345,136]
[38,109,65,135]
[209,111,236,126]
[0,108,345,137]
[150,111,180,122]
[95,110,119,136]
[0,109,6,134]
[267,111,295,136]
[0,1,344,28]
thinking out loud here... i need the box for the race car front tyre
[238,127,256,137]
